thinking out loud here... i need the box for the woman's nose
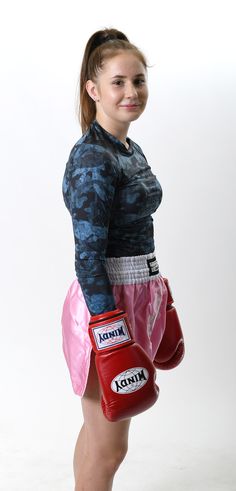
[125,82,138,98]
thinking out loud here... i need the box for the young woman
[61,28,169,491]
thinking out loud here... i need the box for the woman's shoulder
[65,127,120,180]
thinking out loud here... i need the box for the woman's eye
[134,79,146,86]
[112,79,146,87]
[112,80,124,86]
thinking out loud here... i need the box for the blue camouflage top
[62,120,163,315]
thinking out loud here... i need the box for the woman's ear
[86,80,99,102]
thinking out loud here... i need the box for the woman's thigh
[82,351,131,457]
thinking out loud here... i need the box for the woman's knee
[81,411,130,477]
[110,442,128,472]
[94,440,128,476]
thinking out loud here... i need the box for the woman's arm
[64,146,119,315]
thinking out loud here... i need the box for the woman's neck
[95,117,130,148]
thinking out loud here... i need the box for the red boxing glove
[89,309,159,422]
[154,278,185,370]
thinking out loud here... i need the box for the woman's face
[87,51,148,132]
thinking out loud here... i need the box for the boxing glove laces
[89,308,159,422]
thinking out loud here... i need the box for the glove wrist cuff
[89,309,133,353]
[89,308,125,326]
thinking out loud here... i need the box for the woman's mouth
[119,104,140,109]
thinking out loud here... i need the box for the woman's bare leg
[73,423,85,482]
[74,351,131,491]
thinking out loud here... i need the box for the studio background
[0,1,235,490]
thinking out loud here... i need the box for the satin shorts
[61,252,168,397]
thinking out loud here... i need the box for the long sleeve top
[62,120,163,315]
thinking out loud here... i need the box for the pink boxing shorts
[61,252,168,397]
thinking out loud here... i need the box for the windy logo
[93,319,131,350]
[111,367,149,394]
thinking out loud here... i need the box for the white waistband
[105,252,160,285]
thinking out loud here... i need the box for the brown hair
[76,28,148,134]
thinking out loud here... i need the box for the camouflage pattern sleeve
[63,145,120,315]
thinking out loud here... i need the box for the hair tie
[88,32,128,59]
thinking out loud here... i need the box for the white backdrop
[1,1,236,490]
